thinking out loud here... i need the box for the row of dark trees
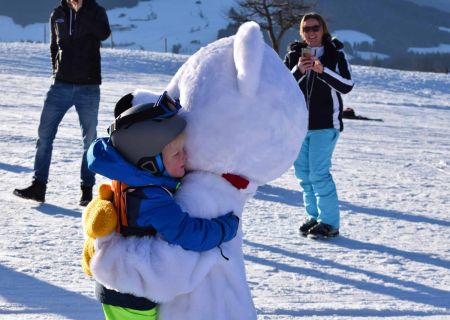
[352,53,450,74]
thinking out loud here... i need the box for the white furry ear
[131,89,160,105]
[234,21,264,97]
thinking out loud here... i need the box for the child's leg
[102,304,157,320]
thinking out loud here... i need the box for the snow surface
[0,42,450,319]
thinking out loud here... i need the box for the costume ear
[114,93,134,118]
[233,21,264,97]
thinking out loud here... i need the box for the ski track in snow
[0,42,449,319]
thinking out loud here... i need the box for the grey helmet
[108,92,186,174]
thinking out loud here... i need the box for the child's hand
[214,211,240,243]
[81,184,118,276]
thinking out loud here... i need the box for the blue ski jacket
[87,138,239,251]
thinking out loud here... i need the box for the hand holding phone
[301,48,312,59]
[298,48,314,73]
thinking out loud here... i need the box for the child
[86,91,240,320]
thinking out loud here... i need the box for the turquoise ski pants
[294,129,340,229]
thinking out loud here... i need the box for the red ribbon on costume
[222,173,249,190]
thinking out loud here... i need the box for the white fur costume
[90,22,307,319]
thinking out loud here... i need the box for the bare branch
[228,0,315,53]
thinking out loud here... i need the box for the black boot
[299,218,318,237]
[308,222,339,239]
[80,186,93,207]
[13,180,46,203]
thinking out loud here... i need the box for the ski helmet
[109,92,186,174]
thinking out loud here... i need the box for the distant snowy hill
[0,0,235,54]
[0,0,449,72]
[1,41,449,320]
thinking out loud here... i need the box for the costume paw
[82,184,117,238]
[82,183,118,276]
[82,237,95,276]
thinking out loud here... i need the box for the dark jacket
[50,0,111,84]
[284,39,354,131]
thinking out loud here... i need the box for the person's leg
[308,129,340,229]
[294,131,319,221]
[102,304,157,320]
[74,84,100,188]
[33,81,73,184]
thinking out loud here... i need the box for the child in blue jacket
[87,91,239,320]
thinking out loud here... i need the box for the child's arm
[138,188,239,252]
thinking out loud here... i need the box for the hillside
[0,0,449,73]
[0,41,449,320]
[0,0,139,25]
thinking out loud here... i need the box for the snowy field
[0,42,449,319]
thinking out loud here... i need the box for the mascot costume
[83,21,308,319]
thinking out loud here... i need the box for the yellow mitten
[82,183,117,238]
[82,183,118,276]
[82,237,95,276]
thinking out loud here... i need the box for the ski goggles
[108,91,182,136]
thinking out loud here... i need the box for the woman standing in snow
[284,12,354,239]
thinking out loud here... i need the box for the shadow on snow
[244,239,450,315]
[33,203,81,218]
[0,264,101,319]
[255,184,450,227]
[0,162,32,174]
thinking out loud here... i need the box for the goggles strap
[108,91,182,136]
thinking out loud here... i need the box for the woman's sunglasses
[303,25,321,33]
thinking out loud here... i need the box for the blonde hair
[299,12,332,44]
[163,130,186,152]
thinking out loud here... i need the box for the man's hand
[69,0,83,12]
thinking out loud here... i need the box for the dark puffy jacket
[50,0,111,84]
[284,38,354,131]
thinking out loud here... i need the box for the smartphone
[301,48,311,59]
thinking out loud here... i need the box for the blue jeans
[294,129,340,229]
[33,80,100,187]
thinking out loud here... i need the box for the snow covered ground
[0,42,449,319]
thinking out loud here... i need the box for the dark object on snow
[299,218,318,237]
[343,107,383,122]
[308,222,339,239]
[13,180,46,203]
[80,186,93,207]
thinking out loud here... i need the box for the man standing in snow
[13,0,111,206]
